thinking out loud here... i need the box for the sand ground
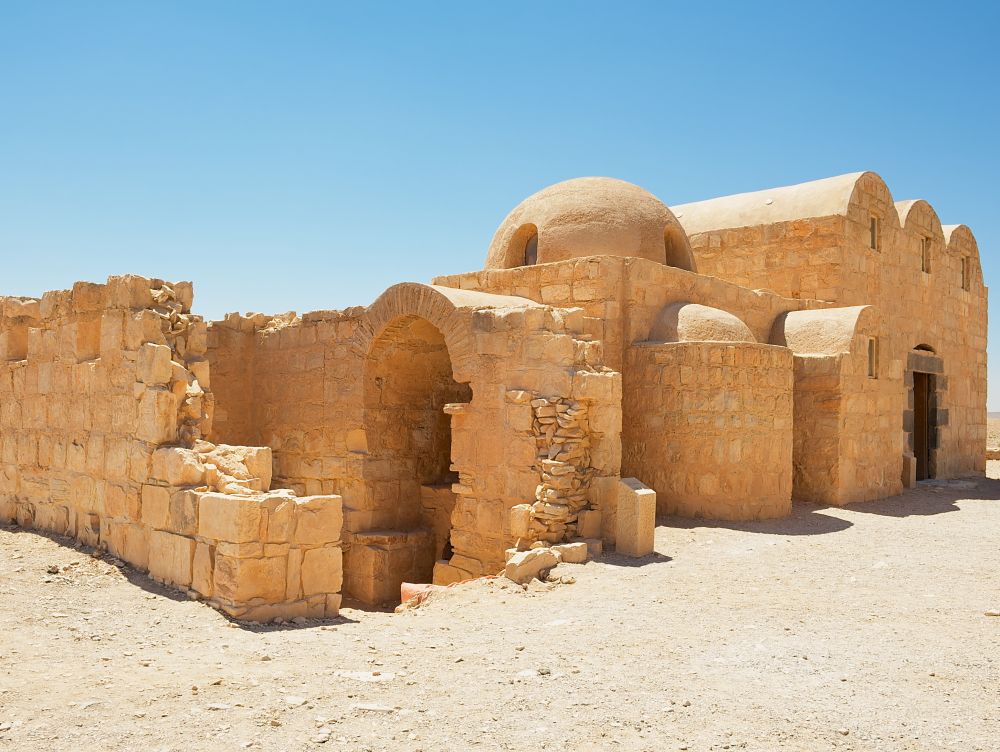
[2,473,998,752]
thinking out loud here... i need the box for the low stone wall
[623,341,793,520]
[0,276,342,621]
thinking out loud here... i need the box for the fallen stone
[504,548,559,585]
[552,542,588,564]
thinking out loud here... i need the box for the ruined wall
[207,284,623,604]
[622,341,793,520]
[0,277,342,621]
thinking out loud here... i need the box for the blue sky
[1,2,998,403]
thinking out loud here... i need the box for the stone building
[0,172,987,612]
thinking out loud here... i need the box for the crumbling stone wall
[0,277,342,621]
[207,284,623,604]
[622,342,793,520]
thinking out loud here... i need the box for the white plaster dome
[485,177,695,271]
[649,302,755,343]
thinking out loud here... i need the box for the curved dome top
[649,302,755,343]
[485,177,695,271]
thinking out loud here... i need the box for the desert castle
[0,172,986,614]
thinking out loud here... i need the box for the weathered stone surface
[198,493,263,543]
[615,478,655,558]
[552,541,588,564]
[504,548,559,584]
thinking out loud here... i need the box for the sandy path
[2,475,998,751]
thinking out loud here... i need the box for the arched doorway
[349,315,472,604]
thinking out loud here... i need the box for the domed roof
[485,177,695,271]
[649,302,755,343]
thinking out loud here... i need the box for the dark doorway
[913,372,931,480]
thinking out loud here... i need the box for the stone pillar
[615,478,655,557]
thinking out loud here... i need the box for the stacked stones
[148,282,212,448]
[528,396,596,544]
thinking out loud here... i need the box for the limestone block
[151,447,205,487]
[263,497,295,543]
[123,523,150,570]
[168,489,199,536]
[552,541,588,563]
[292,495,343,545]
[148,530,196,588]
[576,509,602,539]
[192,542,214,597]
[198,492,264,543]
[285,548,303,600]
[615,478,655,557]
[432,561,468,586]
[583,538,603,557]
[137,343,173,385]
[137,388,179,444]
[509,503,532,539]
[300,546,343,596]
[140,484,170,529]
[213,554,286,603]
[504,548,559,584]
[325,593,342,617]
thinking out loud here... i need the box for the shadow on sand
[659,502,854,536]
[845,475,1000,518]
[1,523,359,631]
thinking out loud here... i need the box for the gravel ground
[1,473,998,752]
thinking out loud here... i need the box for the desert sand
[2,473,998,752]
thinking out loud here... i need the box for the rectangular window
[921,237,931,273]
[869,216,881,251]
[867,336,879,379]
[961,256,971,291]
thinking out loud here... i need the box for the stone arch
[344,283,542,604]
[770,305,871,355]
[663,222,696,272]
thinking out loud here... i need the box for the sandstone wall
[686,216,847,301]
[682,173,986,490]
[207,283,623,604]
[0,277,342,621]
[432,256,822,373]
[622,342,793,520]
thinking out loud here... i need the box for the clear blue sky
[2,2,998,403]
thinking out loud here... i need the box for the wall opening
[913,372,932,480]
[867,336,879,379]
[351,315,472,604]
[921,237,932,273]
[905,349,944,482]
[869,215,881,251]
[664,224,693,270]
[506,223,538,267]
[961,256,971,291]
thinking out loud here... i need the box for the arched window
[523,232,538,266]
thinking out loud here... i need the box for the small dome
[649,302,755,343]
[485,177,695,271]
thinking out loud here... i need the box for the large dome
[484,177,696,271]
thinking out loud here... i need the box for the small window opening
[920,237,931,273]
[961,256,971,291]
[523,232,538,266]
[867,336,879,379]
[869,216,881,251]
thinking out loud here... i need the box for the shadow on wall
[659,503,854,536]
